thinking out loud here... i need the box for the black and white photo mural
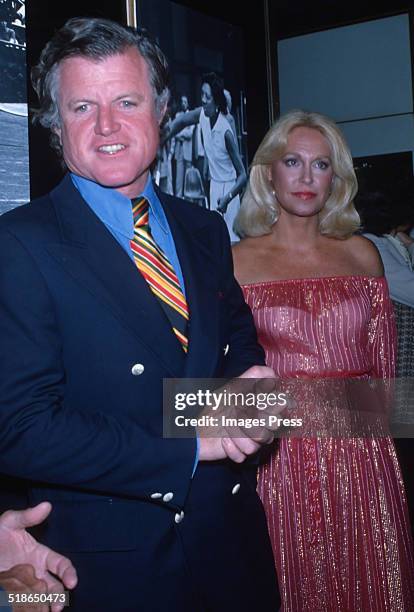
[129,0,248,243]
[0,0,28,214]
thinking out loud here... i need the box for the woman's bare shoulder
[344,235,384,277]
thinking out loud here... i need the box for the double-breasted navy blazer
[0,175,280,611]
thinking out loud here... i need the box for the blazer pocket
[33,498,139,553]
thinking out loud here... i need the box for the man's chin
[96,174,148,198]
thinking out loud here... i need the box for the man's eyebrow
[114,92,145,101]
[67,97,94,107]
[67,93,146,106]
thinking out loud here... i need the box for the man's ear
[156,89,169,126]
[158,100,168,126]
[53,125,62,144]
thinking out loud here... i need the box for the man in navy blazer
[0,17,280,611]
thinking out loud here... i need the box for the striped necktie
[130,197,189,352]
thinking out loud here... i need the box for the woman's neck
[209,109,220,129]
[269,214,322,251]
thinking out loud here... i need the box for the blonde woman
[233,110,414,611]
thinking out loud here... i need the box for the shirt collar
[141,176,169,235]
[70,173,169,237]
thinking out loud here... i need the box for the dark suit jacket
[0,175,279,611]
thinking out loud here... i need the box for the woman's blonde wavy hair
[234,109,360,239]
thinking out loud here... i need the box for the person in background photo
[232,109,414,611]
[164,72,246,243]
[191,121,209,206]
[223,88,239,149]
[172,94,193,197]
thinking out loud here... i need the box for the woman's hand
[395,231,414,248]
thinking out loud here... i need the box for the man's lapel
[47,176,185,376]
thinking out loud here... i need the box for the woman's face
[201,83,216,118]
[268,126,334,219]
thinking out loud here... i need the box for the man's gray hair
[31,17,170,155]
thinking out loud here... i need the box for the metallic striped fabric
[243,276,414,612]
[131,197,189,351]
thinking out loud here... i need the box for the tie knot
[132,197,149,228]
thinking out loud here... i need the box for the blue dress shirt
[71,173,186,296]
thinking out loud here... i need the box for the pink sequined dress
[242,276,414,612]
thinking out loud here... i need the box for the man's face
[181,96,188,112]
[55,47,164,198]
[201,83,215,118]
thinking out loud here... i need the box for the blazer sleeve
[0,227,195,508]
[216,217,266,378]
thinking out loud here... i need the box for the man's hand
[0,503,77,612]
[216,196,229,215]
[198,365,282,463]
